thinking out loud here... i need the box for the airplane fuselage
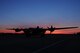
[23,28,47,35]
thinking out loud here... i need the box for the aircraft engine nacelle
[15,29,22,32]
[49,29,55,32]
[47,25,55,32]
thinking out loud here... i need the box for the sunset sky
[0,0,80,34]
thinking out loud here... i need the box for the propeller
[47,25,55,34]
[47,25,54,29]
[7,28,22,32]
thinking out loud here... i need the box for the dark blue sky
[0,0,80,28]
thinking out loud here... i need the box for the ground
[0,33,80,53]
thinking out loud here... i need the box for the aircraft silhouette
[7,25,78,37]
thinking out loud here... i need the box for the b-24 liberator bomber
[7,25,78,37]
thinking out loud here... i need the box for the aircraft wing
[55,27,78,30]
[6,28,28,32]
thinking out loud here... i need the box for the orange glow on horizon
[0,29,80,34]
[0,29,24,34]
